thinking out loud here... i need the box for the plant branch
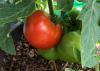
[47,0,55,21]
[95,64,99,71]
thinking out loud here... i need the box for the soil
[0,24,96,71]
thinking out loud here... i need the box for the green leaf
[35,0,47,10]
[57,0,74,12]
[0,0,35,25]
[0,0,35,55]
[0,0,6,4]
[65,68,82,71]
[65,68,75,71]
[0,24,16,55]
[54,10,61,17]
[78,0,100,68]
[8,0,15,4]
[77,0,86,2]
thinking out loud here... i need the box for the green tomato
[38,31,81,63]
[38,48,58,60]
[56,31,81,63]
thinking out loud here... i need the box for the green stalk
[47,0,55,22]
[95,64,99,71]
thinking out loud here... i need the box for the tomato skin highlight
[23,10,62,49]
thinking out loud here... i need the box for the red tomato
[23,10,62,49]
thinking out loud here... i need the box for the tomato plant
[23,10,62,49]
[0,0,100,70]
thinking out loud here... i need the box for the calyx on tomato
[23,10,62,49]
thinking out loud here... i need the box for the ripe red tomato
[23,10,62,49]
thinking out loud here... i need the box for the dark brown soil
[0,25,96,71]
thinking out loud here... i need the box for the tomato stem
[95,64,99,71]
[47,0,55,21]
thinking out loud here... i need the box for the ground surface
[0,25,96,71]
